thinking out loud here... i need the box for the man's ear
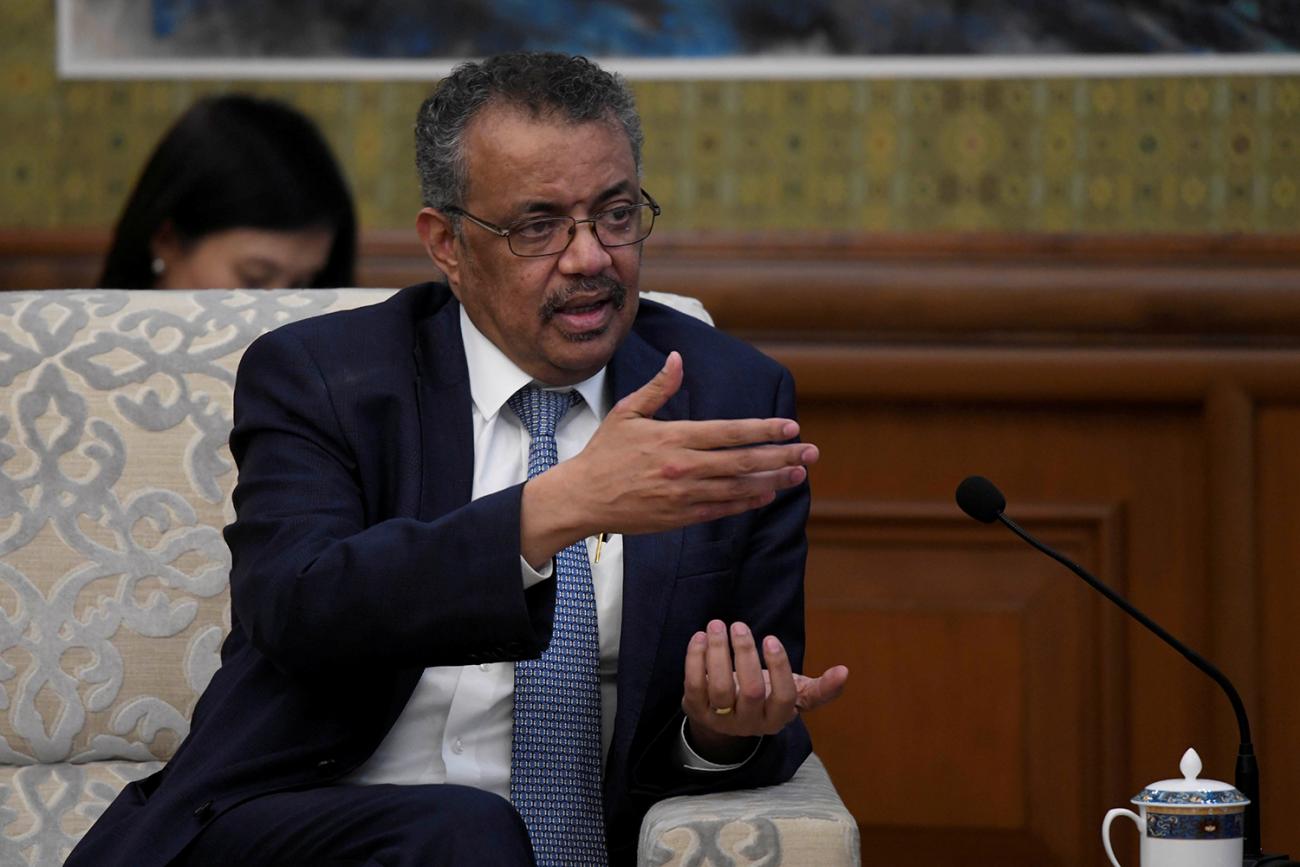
[417,207,461,291]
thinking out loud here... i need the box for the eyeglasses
[443,189,661,258]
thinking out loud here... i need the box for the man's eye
[513,218,565,239]
[598,206,638,228]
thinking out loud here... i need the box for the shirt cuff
[676,717,761,772]
[519,555,553,590]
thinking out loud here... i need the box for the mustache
[539,276,627,321]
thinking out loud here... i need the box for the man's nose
[558,221,613,275]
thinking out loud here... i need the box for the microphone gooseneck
[954,475,1290,864]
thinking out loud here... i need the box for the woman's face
[151,226,336,289]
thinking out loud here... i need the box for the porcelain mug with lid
[1102,748,1249,867]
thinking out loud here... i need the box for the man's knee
[423,785,526,832]
[182,784,536,867]
[399,786,534,864]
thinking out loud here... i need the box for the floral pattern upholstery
[0,289,391,865]
[638,754,860,867]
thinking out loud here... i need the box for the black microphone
[955,475,1294,867]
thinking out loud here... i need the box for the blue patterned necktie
[507,385,607,866]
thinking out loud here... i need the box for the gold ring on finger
[712,705,734,716]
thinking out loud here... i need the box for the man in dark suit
[68,51,847,867]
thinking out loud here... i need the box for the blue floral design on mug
[1147,810,1244,840]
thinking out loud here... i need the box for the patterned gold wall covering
[3,0,1298,234]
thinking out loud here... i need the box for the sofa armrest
[637,753,860,867]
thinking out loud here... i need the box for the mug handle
[1102,808,1142,867]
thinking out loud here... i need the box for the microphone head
[956,475,1006,524]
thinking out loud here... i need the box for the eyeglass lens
[509,204,655,256]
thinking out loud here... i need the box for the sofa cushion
[0,759,163,866]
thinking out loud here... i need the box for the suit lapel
[608,330,689,759]
[414,299,474,523]
[376,297,474,710]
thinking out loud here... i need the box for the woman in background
[99,94,357,289]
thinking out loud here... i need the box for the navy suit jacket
[68,283,811,867]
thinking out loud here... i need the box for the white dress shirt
[344,306,622,796]
[344,304,744,795]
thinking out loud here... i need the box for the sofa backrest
[0,289,395,766]
[0,287,710,769]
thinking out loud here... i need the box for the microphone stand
[993,511,1294,866]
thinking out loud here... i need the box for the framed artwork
[58,0,1300,79]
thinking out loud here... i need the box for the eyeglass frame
[441,188,661,258]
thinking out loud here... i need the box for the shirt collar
[458,304,609,423]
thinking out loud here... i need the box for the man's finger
[658,418,803,452]
[794,665,850,713]
[729,622,766,718]
[682,630,709,715]
[669,470,806,524]
[762,636,797,721]
[661,443,818,483]
[704,619,736,712]
[612,350,683,419]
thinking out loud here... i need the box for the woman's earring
[151,257,165,276]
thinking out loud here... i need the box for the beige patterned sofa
[0,288,859,867]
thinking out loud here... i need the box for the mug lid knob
[1179,747,1202,781]
[1131,747,1250,807]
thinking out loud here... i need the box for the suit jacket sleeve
[223,325,554,678]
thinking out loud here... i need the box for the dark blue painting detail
[149,0,1300,58]
[151,0,205,38]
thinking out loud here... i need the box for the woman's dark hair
[99,94,357,288]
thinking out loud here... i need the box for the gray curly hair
[414,52,644,213]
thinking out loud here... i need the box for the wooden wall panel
[1254,407,1300,856]
[798,403,1210,866]
[5,229,1300,865]
[804,502,1123,863]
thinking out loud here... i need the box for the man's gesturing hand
[681,619,849,763]
[520,352,819,565]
